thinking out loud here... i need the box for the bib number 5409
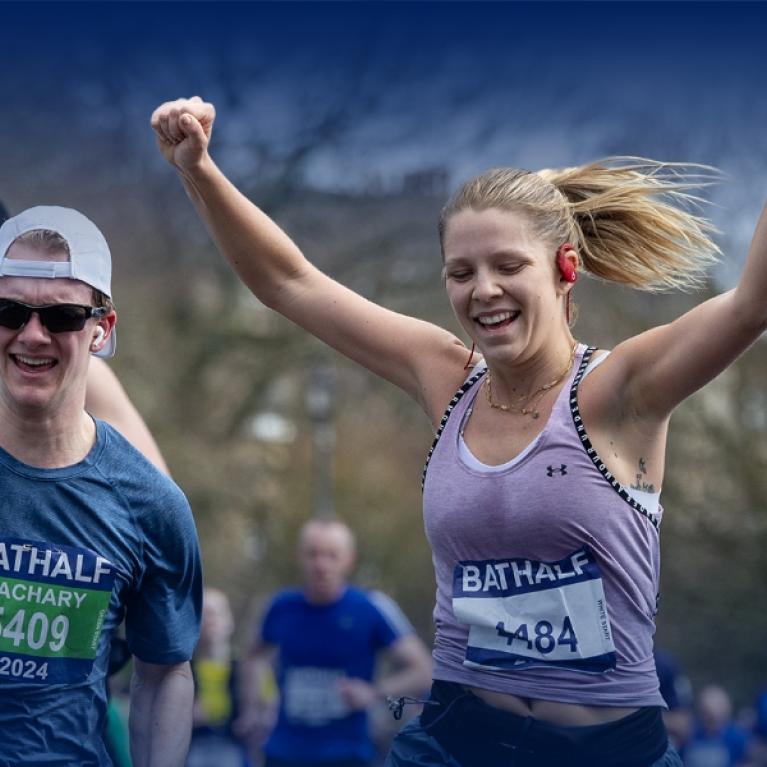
[0,607,69,652]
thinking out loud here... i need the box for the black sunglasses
[0,299,107,333]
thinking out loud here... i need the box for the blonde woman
[151,97,766,767]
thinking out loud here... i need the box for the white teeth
[477,311,515,325]
[15,355,53,367]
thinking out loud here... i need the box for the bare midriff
[468,686,639,726]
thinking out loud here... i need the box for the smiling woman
[151,96,767,767]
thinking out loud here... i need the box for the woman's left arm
[608,202,767,419]
[86,359,171,474]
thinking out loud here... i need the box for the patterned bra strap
[421,366,485,491]
[569,346,660,530]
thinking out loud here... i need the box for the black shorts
[385,680,681,767]
[265,759,371,767]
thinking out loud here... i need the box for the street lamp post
[305,364,337,518]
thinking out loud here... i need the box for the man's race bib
[453,547,617,673]
[283,666,350,726]
[0,538,115,685]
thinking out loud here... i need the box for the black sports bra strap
[569,346,660,530]
[421,366,485,491]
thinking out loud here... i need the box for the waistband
[421,681,668,767]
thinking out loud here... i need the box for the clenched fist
[150,96,215,172]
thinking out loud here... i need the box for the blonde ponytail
[440,157,721,292]
[540,158,721,290]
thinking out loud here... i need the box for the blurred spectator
[755,690,767,742]
[187,588,250,767]
[683,684,750,767]
[655,649,694,749]
[744,689,767,766]
[236,518,432,767]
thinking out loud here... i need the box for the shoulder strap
[569,346,660,530]
[421,366,485,491]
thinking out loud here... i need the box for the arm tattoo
[630,457,656,493]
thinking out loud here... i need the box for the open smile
[473,310,520,330]
[10,354,58,373]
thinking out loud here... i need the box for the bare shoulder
[576,346,628,426]
[578,333,669,427]
[414,335,480,428]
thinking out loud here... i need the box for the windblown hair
[439,158,721,291]
[13,229,114,310]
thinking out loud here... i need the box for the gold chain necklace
[484,342,578,419]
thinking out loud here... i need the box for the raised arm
[150,98,469,422]
[594,201,767,421]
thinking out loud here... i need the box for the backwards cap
[0,206,115,358]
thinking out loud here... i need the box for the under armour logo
[546,464,567,477]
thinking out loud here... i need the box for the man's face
[0,242,113,419]
[298,523,355,603]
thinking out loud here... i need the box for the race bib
[0,538,115,685]
[453,547,617,673]
[283,666,350,726]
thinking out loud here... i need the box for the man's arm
[232,641,279,744]
[339,634,433,711]
[129,659,195,767]
[377,634,433,700]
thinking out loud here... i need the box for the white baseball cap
[0,206,116,358]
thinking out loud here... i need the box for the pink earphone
[556,243,578,283]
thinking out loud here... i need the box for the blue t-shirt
[683,723,750,767]
[0,419,203,766]
[654,650,693,711]
[262,586,413,764]
[755,688,767,738]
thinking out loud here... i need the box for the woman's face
[442,207,566,365]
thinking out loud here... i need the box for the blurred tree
[1,43,764,704]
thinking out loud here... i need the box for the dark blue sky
[4,3,763,68]
[4,3,764,170]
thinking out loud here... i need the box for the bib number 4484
[496,616,578,655]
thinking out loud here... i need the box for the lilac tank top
[422,345,665,707]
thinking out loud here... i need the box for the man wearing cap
[0,206,203,766]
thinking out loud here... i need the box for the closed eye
[445,270,472,282]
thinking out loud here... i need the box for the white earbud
[93,327,106,346]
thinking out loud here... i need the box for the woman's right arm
[150,97,470,421]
